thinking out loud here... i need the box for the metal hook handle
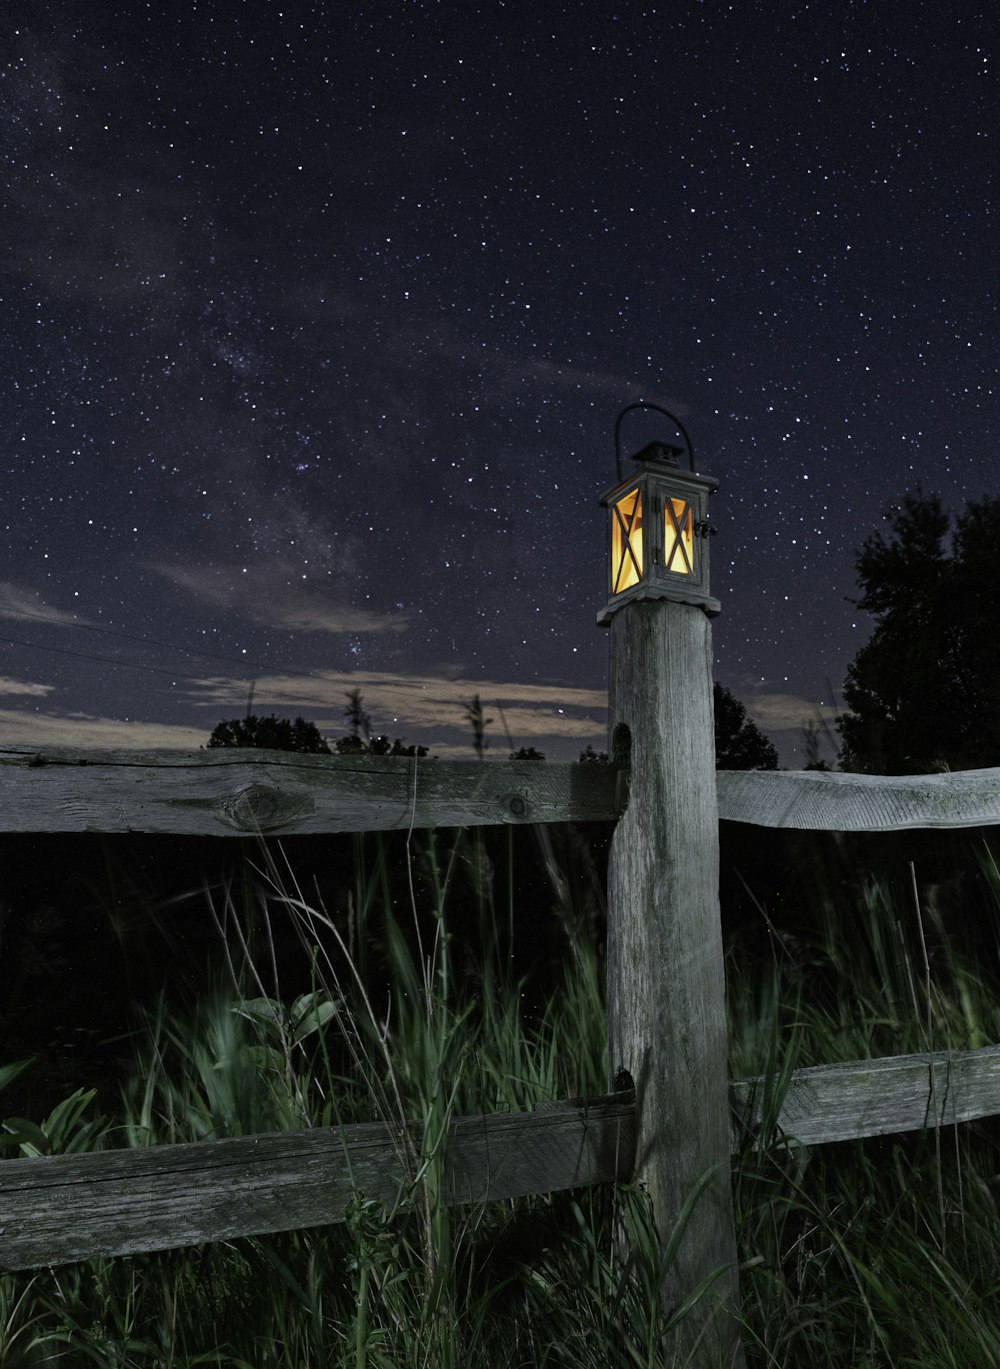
[614,401,694,482]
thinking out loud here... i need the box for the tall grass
[4,830,1000,1365]
[0,826,673,1367]
[731,844,1000,1367]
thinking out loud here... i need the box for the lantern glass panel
[665,496,695,575]
[610,487,643,593]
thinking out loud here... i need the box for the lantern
[597,404,720,625]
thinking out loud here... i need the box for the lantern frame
[597,437,720,625]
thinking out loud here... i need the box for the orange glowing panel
[610,487,643,593]
[664,497,694,575]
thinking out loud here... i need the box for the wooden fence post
[606,597,745,1369]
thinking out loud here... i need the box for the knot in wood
[221,783,290,832]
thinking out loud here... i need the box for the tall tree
[464,694,492,760]
[713,683,779,770]
[838,492,1000,773]
[339,688,372,753]
[333,688,427,756]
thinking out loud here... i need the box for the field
[2,822,1000,1367]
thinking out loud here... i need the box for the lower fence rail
[5,1042,1000,1272]
[0,1091,636,1270]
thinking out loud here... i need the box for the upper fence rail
[1,746,999,836]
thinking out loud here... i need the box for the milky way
[2,2,995,761]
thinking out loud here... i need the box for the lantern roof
[599,457,719,509]
[630,439,685,468]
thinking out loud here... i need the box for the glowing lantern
[598,404,720,625]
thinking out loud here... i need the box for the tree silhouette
[838,492,1000,773]
[332,689,428,757]
[801,718,831,772]
[207,714,331,753]
[713,683,779,770]
[343,688,372,747]
[578,744,608,764]
[336,688,373,755]
[575,693,776,769]
[335,732,428,758]
[464,694,492,760]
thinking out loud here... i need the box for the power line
[0,607,329,683]
[0,633,192,679]
[1,604,293,673]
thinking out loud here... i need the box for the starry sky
[2,2,995,765]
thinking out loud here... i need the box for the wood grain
[0,747,617,835]
[3,747,999,837]
[717,766,1000,831]
[0,1093,635,1270]
[731,1043,1000,1149]
[605,599,744,1369]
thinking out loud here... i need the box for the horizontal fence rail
[731,1042,1000,1149]
[8,1039,1000,1270]
[3,746,1000,835]
[0,747,617,836]
[5,746,1000,1279]
[717,766,1000,832]
[0,1093,636,1270]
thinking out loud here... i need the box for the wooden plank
[4,745,1000,837]
[730,1043,1000,1149]
[0,746,618,836]
[0,1093,635,1270]
[718,766,1000,832]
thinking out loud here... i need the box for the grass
[730,843,1000,1367]
[3,827,1000,1365]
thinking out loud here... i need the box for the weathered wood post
[599,405,744,1369]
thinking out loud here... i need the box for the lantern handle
[614,401,694,482]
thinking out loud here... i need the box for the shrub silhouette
[207,714,331,754]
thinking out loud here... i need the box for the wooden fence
[2,744,1000,1339]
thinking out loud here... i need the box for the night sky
[2,3,996,765]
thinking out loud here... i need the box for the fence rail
[8,1039,1000,1271]
[0,1093,636,1270]
[0,746,616,836]
[3,745,1000,835]
[717,765,1000,832]
[731,1042,1000,1149]
[4,746,1000,1288]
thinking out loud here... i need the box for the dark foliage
[838,492,1000,773]
[342,687,372,745]
[335,734,428,757]
[578,692,776,770]
[335,688,428,756]
[578,745,608,764]
[206,714,331,754]
[465,694,492,759]
[714,683,779,770]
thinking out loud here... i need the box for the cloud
[743,692,840,734]
[0,582,95,628]
[184,667,605,714]
[0,668,606,759]
[737,690,842,767]
[0,677,55,698]
[151,561,409,636]
[0,709,206,749]
[183,668,607,752]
